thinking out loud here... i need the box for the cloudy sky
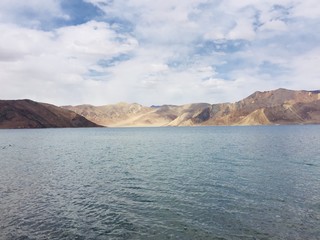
[1,0,319,106]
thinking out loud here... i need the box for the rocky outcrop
[0,99,102,129]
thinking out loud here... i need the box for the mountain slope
[0,99,101,129]
[63,89,320,127]
[64,103,211,127]
[200,89,320,125]
[63,102,155,126]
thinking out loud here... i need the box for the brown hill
[200,89,320,125]
[63,89,320,127]
[0,99,102,129]
[63,103,211,127]
[63,102,153,126]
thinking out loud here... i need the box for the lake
[0,126,319,239]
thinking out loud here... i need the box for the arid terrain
[63,88,320,127]
[1,89,319,129]
[0,99,101,129]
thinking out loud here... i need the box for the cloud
[0,21,138,105]
[1,0,320,105]
[0,0,68,28]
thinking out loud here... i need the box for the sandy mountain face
[63,102,211,127]
[0,99,101,129]
[63,89,320,127]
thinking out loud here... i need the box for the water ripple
[0,126,320,239]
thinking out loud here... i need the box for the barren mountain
[63,102,153,126]
[201,88,320,125]
[63,102,211,127]
[0,99,101,129]
[63,89,320,127]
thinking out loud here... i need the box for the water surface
[0,126,319,239]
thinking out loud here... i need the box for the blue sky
[0,0,319,105]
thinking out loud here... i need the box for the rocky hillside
[63,89,320,127]
[63,102,211,127]
[0,99,101,129]
[202,88,320,125]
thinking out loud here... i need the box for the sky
[1,0,320,106]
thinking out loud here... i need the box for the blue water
[0,126,319,239]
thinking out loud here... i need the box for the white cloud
[287,47,320,89]
[0,21,138,105]
[227,18,256,40]
[291,0,320,19]
[1,0,320,105]
[55,21,138,57]
[260,20,288,32]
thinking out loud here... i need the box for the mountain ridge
[0,99,102,129]
[62,88,320,127]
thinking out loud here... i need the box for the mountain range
[63,88,320,127]
[1,89,319,129]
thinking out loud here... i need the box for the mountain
[202,88,320,125]
[63,102,153,127]
[0,99,102,129]
[63,102,211,127]
[63,89,320,127]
